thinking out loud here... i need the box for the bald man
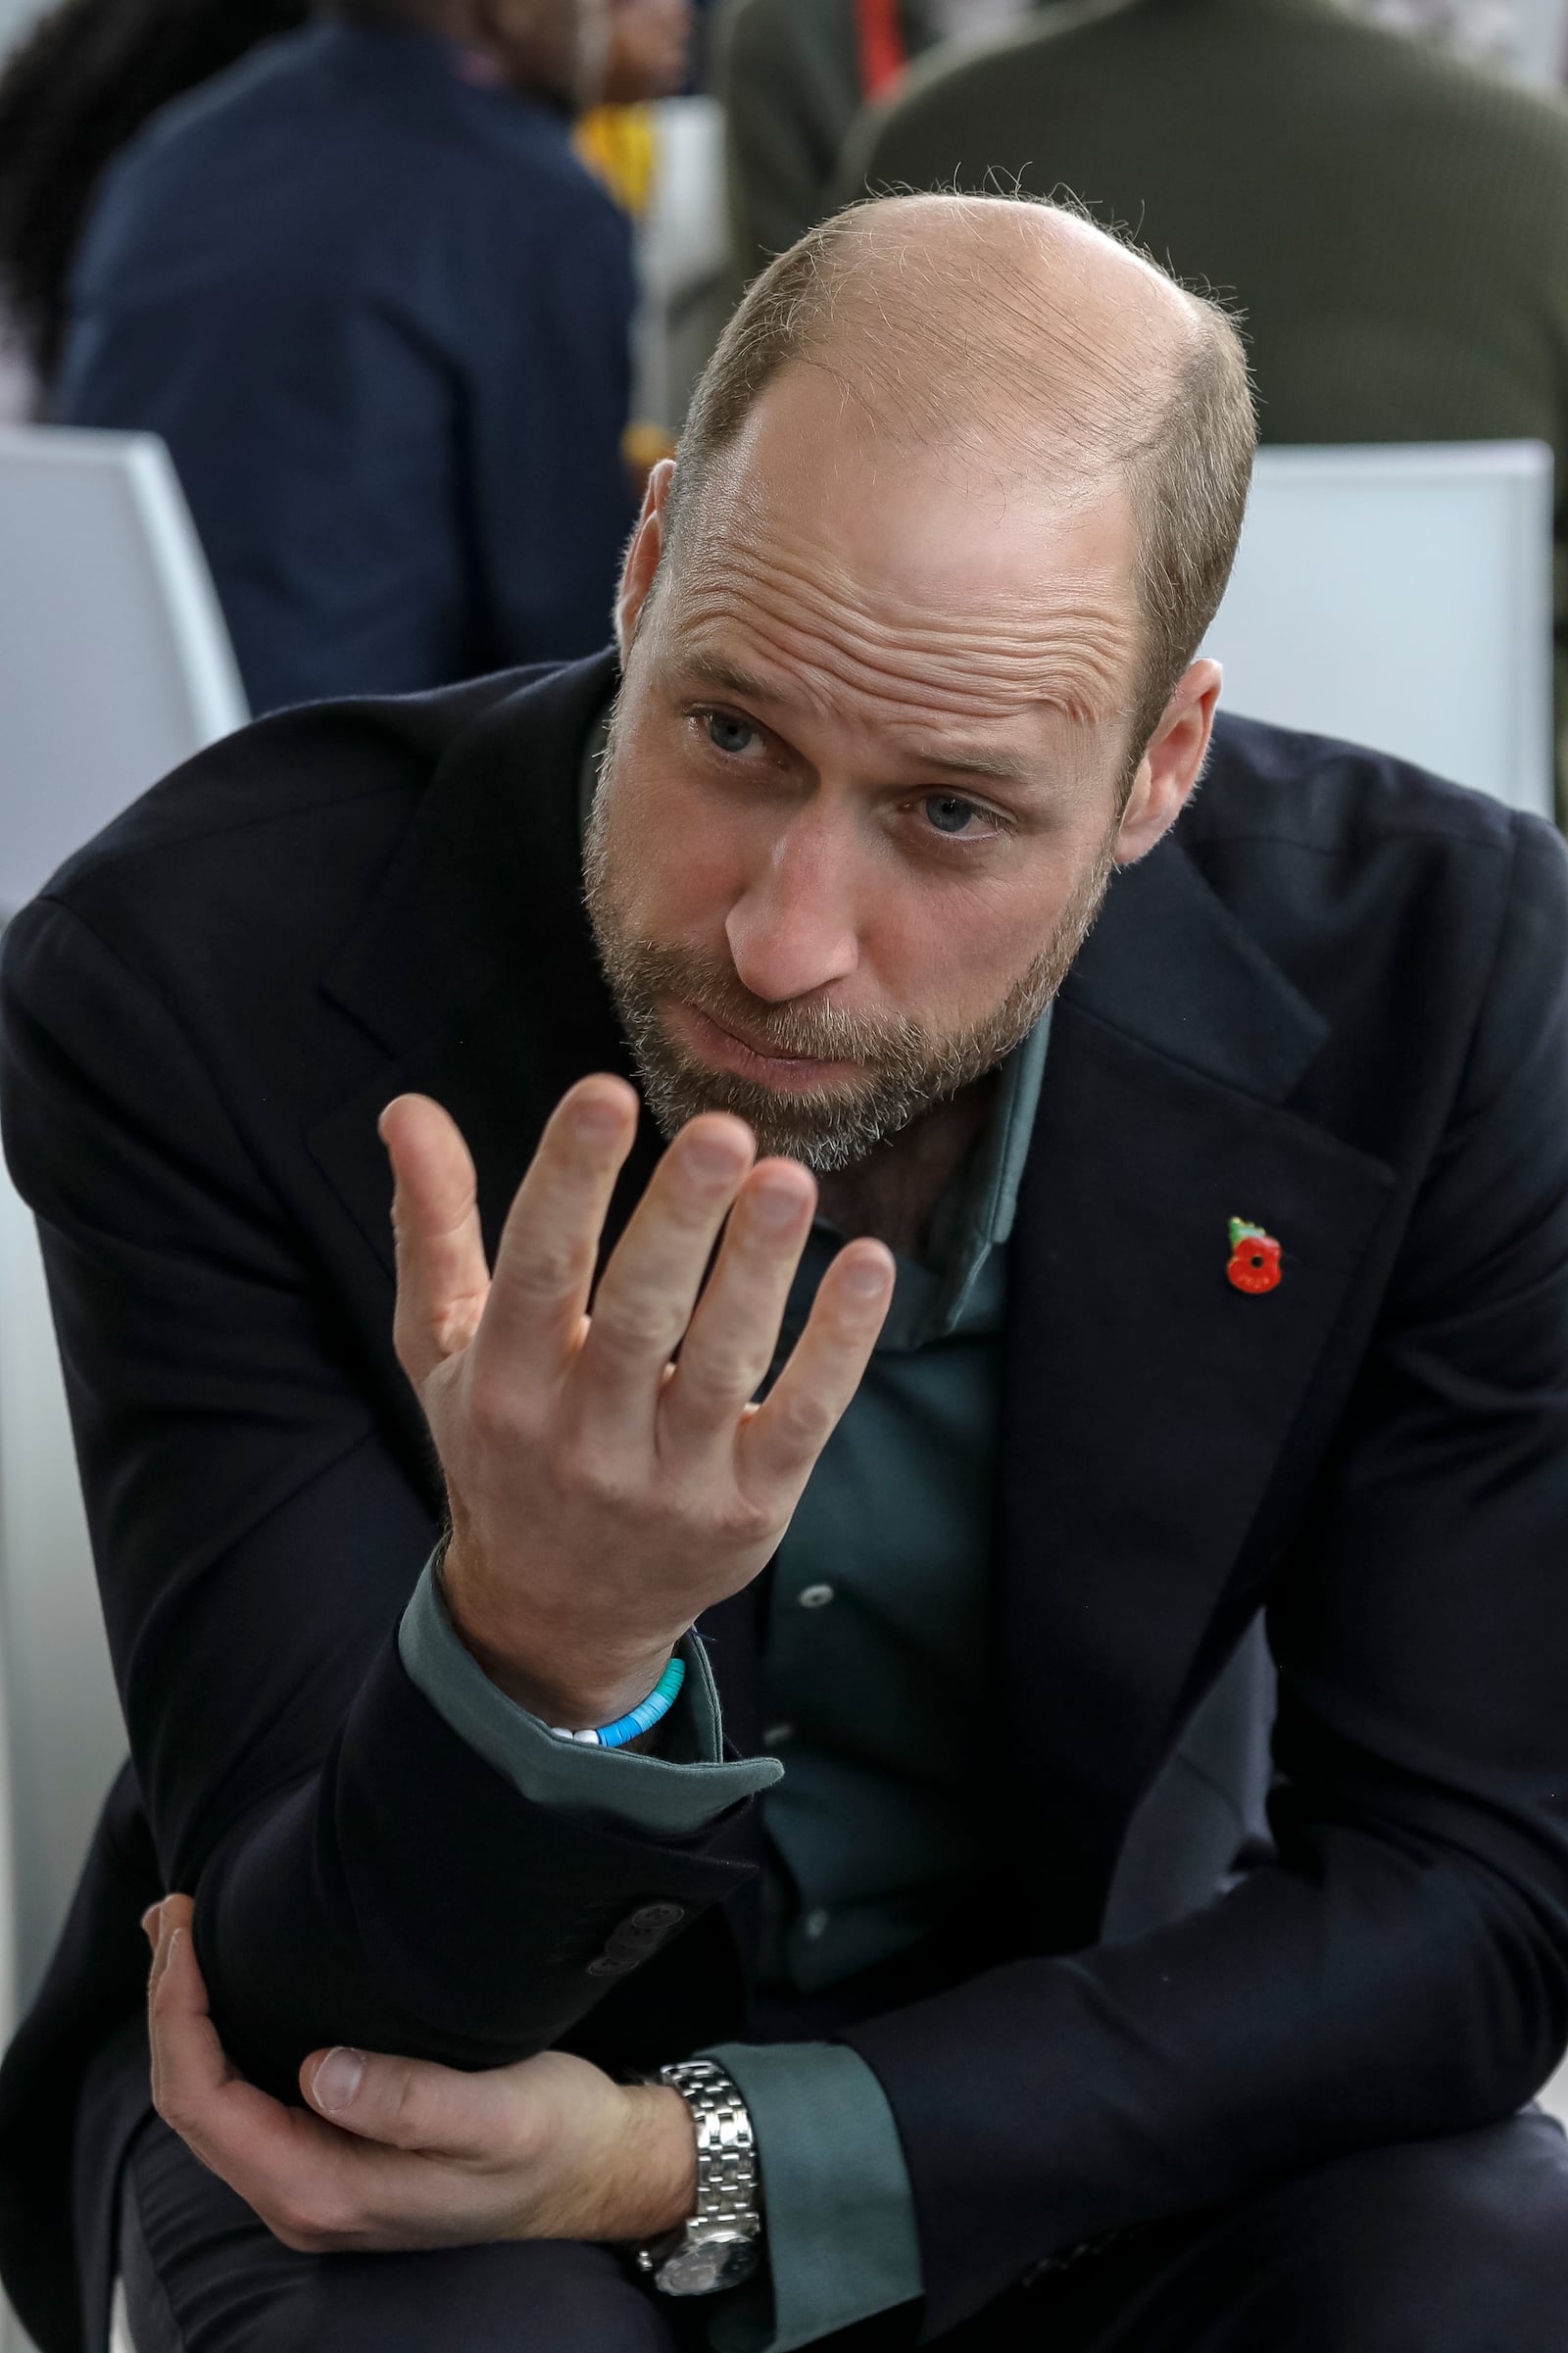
[4,194,1567,2353]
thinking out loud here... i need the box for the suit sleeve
[838,815,1568,2338]
[0,896,755,2101]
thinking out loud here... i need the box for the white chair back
[1204,441,1554,818]
[0,1152,122,2352]
[0,1156,124,2028]
[0,425,248,920]
[632,96,728,431]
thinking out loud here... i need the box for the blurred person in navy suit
[55,0,642,713]
[0,0,310,413]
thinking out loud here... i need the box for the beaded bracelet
[549,1655,686,1749]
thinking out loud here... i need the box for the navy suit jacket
[1,654,1567,2351]
[56,23,637,714]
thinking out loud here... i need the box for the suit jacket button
[586,1954,634,1978]
[630,1903,685,1931]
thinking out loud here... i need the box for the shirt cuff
[699,2040,922,2353]
[398,1555,780,1836]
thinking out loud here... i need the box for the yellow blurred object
[622,418,678,498]
[575,105,659,218]
[623,419,678,472]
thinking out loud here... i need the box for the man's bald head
[666,192,1255,756]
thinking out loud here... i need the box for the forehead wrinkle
[675,600,1129,736]
[674,544,1134,729]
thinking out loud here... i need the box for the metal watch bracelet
[634,2059,763,2296]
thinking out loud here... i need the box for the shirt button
[804,1909,831,1939]
[797,1583,835,1610]
[629,1903,685,1932]
[763,1722,796,1745]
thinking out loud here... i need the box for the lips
[673,1001,853,1086]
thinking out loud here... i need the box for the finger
[658,1157,817,1449]
[738,1241,894,1499]
[471,1076,639,1387]
[568,1114,757,1439]
[140,1908,444,2255]
[302,2045,525,2162]
[380,1097,491,1385]
[148,1912,291,2170]
[143,1892,190,2111]
[146,1912,378,2236]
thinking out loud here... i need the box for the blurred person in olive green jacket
[713,0,1049,283]
[846,0,1568,822]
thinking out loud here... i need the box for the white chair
[1203,441,1555,818]
[632,96,729,432]
[0,425,248,922]
[0,1159,122,2023]
[0,1156,126,2353]
[0,420,237,2353]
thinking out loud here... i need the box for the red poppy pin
[1227,1217,1282,1295]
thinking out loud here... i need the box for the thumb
[301,2044,522,2161]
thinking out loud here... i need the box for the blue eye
[706,711,756,756]
[923,794,983,836]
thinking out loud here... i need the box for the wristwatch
[634,2059,763,2295]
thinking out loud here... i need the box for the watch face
[659,2233,760,2296]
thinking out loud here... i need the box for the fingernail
[312,2047,366,2115]
[750,1179,808,1227]
[686,1132,745,1180]
[141,1902,165,1950]
[574,1092,627,1140]
[844,1254,892,1298]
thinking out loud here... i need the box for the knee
[1234,2112,1568,2353]
[268,2238,674,2353]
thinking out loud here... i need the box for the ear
[615,458,677,662]
[1113,660,1222,866]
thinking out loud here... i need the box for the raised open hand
[379,1080,893,1729]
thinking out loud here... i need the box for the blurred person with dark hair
[52,0,646,712]
[713,0,1045,284]
[847,0,1568,820]
[0,0,310,407]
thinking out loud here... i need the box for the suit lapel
[998,839,1396,1933]
[306,649,660,1288]
[301,652,753,1712]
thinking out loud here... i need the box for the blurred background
[2,4,1568,2342]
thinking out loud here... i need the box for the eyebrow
[681,652,787,707]
[918,745,1037,784]
[677,652,1043,790]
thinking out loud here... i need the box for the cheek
[603,762,748,944]
[858,876,1057,1027]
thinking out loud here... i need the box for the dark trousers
[110,2083,1568,2353]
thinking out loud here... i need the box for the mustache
[606,940,931,1071]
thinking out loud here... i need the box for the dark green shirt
[401,1014,1051,2348]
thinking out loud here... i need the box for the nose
[723,815,859,1005]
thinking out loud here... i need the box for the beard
[583,748,1117,1176]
